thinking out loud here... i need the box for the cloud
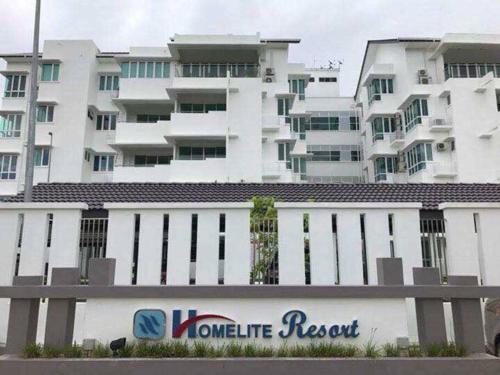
[0,0,499,95]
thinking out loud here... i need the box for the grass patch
[382,343,399,357]
[91,343,112,358]
[22,343,42,359]
[63,344,83,358]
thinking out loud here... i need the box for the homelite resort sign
[134,309,360,341]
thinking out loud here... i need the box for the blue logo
[133,309,166,340]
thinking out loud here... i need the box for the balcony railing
[389,130,404,143]
[175,63,260,78]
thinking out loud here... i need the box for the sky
[1,0,500,96]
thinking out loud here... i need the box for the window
[319,77,337,82]
[93,155,114,172]
[349,116,359,131]
[41,64,60,82]
[4,74,26,97]
[371,117,396,142]
[34,147,50,167]
[179,103,226,113]
[310,116,339,131]
[278,143,291,169]
[0,114,22,138]
[292,157,307,181]
[289,79,305,100]
[96,114,117,131]
[374,157,397,182]
[277,98,290,123]
[307,145,361,162]
[99,75,119,91]
[309,77,315,82]
[406,143,433,175]
[368,78,393,104]
[178,146,225,160]
[404,98,428,133]
[121,61,170,78]
[134,155,172,166]
[136,114,170,123]
[444,63,500,80]
[291,117,308,140]
[0,154,17,179]
[36,105,54,123]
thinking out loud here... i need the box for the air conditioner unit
[418,69,427,76]
[436,142,448,152]
[419,76,430,84]
[433,118,445,126]
[264,77,273,83]
[265,67,274,76]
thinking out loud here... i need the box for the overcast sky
[1,0,500,95]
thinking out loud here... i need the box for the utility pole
[24,0,41,202]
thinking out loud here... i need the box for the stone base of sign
[0,356,499,375]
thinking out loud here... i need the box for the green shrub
[63,344,83,358]
[134,341,151,358]
[426,343,442,357]
[192,341,211,357]
[171,341,189,357]
[116,344,135,358]
[289,344,308,357]
[382,343,399,357]
[243,343,257,357]
[42,346,62,359]
[363,341,379,358]
[22,343,42,359]
[343,344,359,357]
[91,343,111,358]
[255,345,274,357]
[276,344,290,357]
[408,344,423,357]
[225,342,243,357]
[206,344,225,358]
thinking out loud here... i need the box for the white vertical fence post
[137,211,164,285]
[195,210,220,285]
[309,210,335,285]
[166,210,192,285]
[0,210,20,286]
[277,209,305,285]
[106,210,135,285]
[224,208,251,285]
[18,211,48,276]
[336,211,363,285]
[364,211,390,285]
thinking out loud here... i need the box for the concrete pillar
[5,276,43,354]
[377,258,403,285]
[309,210,335,285]
[365,212,391,285]
[448,275,485,353]
[277,209,305,285]
[18,211,48,276]
[106,210,135,285]
[44,268,80,349]
[88,258,116,286]
[413,267,447,350]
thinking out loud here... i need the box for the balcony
[428,117,453,132]
[115,79,172,104]
[113,158,227,183]
[389,131,405,148]
[431,162,457,179]
[174,63,260,78]
[402,118,435,151]
[164,111,234,141]
[367,137,396,160]
[262,161,290,179]
[109,122,171,149]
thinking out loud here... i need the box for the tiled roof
[3,183,500,210]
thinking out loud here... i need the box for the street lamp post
[24,0,41,202]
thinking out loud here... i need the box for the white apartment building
[0,34,362,196]
[356,33,500,183]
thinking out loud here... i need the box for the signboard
[134,308,359,340]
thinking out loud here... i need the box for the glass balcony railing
[175,63,260,78]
